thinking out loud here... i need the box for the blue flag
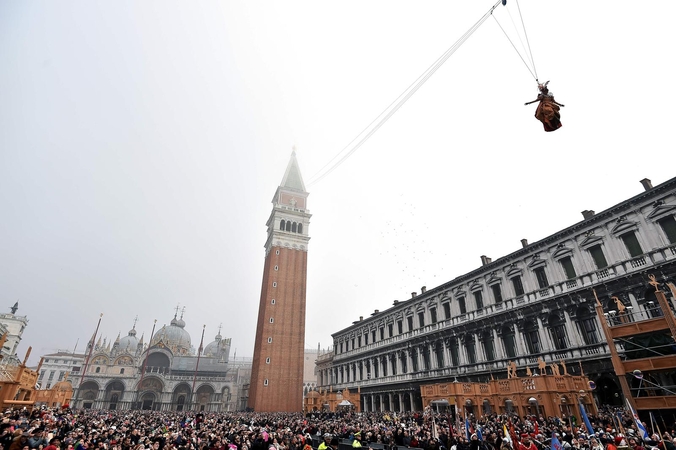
[579,402,594,435]
[476,425,483,441]
[465,417,472,441]
[551,432,563,450]
[626,399,649,440]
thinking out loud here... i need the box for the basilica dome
[150,314,192,355]
[118,326,140,351]
[203,332,231,361]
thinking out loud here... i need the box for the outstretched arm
[524,99,539,105]
[553,100,565,107]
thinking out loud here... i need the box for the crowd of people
[0,407,672,450]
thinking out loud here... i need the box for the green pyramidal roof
[280,151,306,192]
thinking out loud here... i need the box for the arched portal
[173,383,191,411]
[195,384,214,411]
[596,376,622,406]
[105,381,125,410]
[79,381,100,409]
[141,392,156,410]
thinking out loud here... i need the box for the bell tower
[248,151,311,412]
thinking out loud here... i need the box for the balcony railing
[325,343,609,390]
[331,243,676,362]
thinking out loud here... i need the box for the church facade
[316,177,676,412]
[248,151,311,412]
[68,313,251,411]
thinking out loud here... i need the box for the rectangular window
[407,316,414,331]
[588,244,608,269]
[560,256,577,279]
[339,343,343,353]
[621,231,643,257]
[418,312,425,328]
[491,284,503,303]
[658,216,676,244]
[534,267,549,288]
[443,302,451,319]
[379,328,385,340]
[364,334,369,345]
[388,324,393,337]
[39,370,45,381]
[397,320,403,334]
[357,336,362,347]
[372,330,376,343]
[48,371,55,381]
[430,308,437,324]
[351,338,355,349]
[473,291,484,309]
[458,297,466,315]
[58,372,64,381]
[511,276,525,296]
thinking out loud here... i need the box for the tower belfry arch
[249,150,311,412]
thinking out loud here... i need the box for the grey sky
[1,1,675,365]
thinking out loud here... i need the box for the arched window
[482,331,495,361]
[549,313,569,350]
[465,335,477,364]
[95,367,101,373]
[120,368,125,374]
[292,222,297,233]
[524,320,541,354]
[280,220,286,231]
[298,223,303,234]
[502,325,517,358]
[576,306,599,345]
[285,221,291,232]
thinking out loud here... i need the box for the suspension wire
[505,5,535,72]
[491,14,537,80]
[515,0,538,82]
[307,1,502,186]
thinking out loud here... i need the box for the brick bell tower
[248,151,311,412]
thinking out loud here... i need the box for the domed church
[70,311,250,411]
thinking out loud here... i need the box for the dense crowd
[0,407,673,450]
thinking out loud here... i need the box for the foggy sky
[1,1,675,365]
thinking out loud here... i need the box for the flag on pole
[579,401,594,435]
[551,432,563,450]
[476,425,483,441]
[465,417,472,441]
[503,425,512,446]
[626,398,649,440]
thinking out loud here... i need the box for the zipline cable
[515,0,538,82]
[505,5,535,72]
[492,14,537,80]
[307,1,502,187]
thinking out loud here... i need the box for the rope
[491,14,537,80]
[506,5,535,72]
[515,0,538,81]
[307,1,502,186]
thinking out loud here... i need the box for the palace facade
[316,177,676,412]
